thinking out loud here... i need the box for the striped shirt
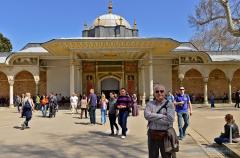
[115,95,132,112]
[144,99,175,131]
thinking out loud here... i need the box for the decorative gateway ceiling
[41,38,180,60]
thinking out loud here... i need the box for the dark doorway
[101,78,120,99]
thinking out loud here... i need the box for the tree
[0,33,12,52]
[189,0,240,51]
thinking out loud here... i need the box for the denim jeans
[41,105,47,117]
[118,111,129,136]
[89,106,96,124]
[101,109,107,124]
[177,111,189,138]
[214,137,229,145]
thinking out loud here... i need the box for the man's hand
[190,111,192,116]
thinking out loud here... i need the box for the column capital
[203,77,209,83]
[7,76,14,86]
[34,76,40,84]
[69,60,76,65]
[228,78,232,83]
[178,74,184,81]
[8,80,14,86]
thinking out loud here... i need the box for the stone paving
[0,107,212,158]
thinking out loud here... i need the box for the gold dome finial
[120,17,123,25]
[108,0,113,14]
[133,18,137,30]
[97,18,101,25]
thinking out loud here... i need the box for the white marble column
[8,77,14,108]
[34,76,40,95]
[141,65,146,107]
[149,53,154,101]
[35,82,39,96]
[79,61,83,94]
[138,62,142,95]
[228,79,232,104]
[203,77,208,105]
[70,60,75,96]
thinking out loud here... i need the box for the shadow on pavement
[0,130,147,158]
[74,122,91,125]
[13,126,22,130]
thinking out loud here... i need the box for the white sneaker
[121,135,126,139]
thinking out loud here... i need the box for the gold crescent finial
[133,18,137,30]
[108,0,113,13]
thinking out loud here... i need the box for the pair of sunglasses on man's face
[155,90,164,94]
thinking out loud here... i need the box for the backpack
[23,100,32,111]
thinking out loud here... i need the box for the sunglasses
[180,89,185,90]
[155,90,164,94]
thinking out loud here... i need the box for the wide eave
[41,37,180,59]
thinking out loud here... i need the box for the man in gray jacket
[144,84,175,158]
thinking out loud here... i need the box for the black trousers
[235,100,239,108]
[148,130,176,158]
[80,108,88,118]
[109,113,119,134]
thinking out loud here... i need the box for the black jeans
[148,130,176,158]
[89,106,96,124]
[109,113,119,134]
[80,108,88,119]
[235,100,239,108]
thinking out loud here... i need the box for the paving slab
[0,107,214,158]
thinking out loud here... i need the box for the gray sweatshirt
[144,99,175,131]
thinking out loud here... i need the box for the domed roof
[93,13,132,29]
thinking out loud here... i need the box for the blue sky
[0,0,200,51]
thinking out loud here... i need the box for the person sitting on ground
[214,114,240,145]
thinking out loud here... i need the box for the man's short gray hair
[154,84,166,91]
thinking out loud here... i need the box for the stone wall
[208,69,228,98]
[182,69,204,97]
[0,72,9,97]
[14,71,35,96]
